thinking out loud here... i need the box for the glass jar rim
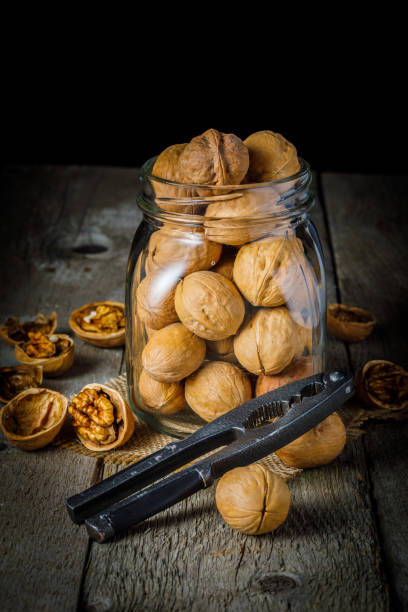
[141,156,311,192]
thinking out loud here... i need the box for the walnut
[255,357,314,396]
[69,383,135,451]
[275,412,346,468]
[233,307,297,375]
[206,336,237,363]
[0,311,57,347]
[174,271,245,341]
[145,228,222,278]
[178,128,249,195]
[204,191,280,246]
[212,248,236,281]
[215,464,291,535]
[151,143,199,211]
[141,322,206,382]
[69,301,125,348]
[356,360,408,411]
[15,333,74,377]
[244,130,300,182]
[0,365,43,403]
[136,273,179,330]
[327,303,376,342]
[233,237,306,307]
[185,361,252,422]
[138,368,185,414]
[0,388,68,451]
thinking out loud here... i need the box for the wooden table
[1,166,407,612]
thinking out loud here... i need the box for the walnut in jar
[233,236,306,307]
[174,271,245,341]
[216,464,291,535]
[185,361,252,422]
[69,384,134,451]
[138,369,186,414]
[141,322,206,382]
[234,307,297,375]
[255,357,314,396]
[244,130,300,182]
[136,273,179,330]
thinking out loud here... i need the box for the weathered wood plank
[81,174,389,611]
[0,165,140,612]
[322,172,408,610]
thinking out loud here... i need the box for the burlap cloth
[52,373,408,481]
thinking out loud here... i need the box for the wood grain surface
[0,167,406,612]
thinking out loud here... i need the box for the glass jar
[125,157,326,437]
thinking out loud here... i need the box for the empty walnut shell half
[356,360,408,412]
[68,383,135,451]
[327,303,376,342]
[69,301,125,347]
[15,333,74,377]
[0,387,68,451]
[0,311,57,347]
[0,365,43,403]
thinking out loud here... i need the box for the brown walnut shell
[69,301,125,347]
[0,365,43,403]
[255,357,314,397]
[327,303,376,342]
[0,311,57,347]
[185,361,252,422]
[145,228,222,278]
[212,248,236,281]
[15,334,74,377]
[69,383,135,452]
[244,130,300,182]
[136,273,179,330]
[355,360,408,412]
[234,307,297,375]
[178,128,249,195]
[141,322,206,383]
[233,236,306,307]
[151,143,199,211]
[174,271,245,341]
[206,336,237,363]
[215,464,291,535]
[0,387,68,451]
[138,369,186,415]
[275,412,346,468]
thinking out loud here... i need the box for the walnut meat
[215,464,291,535]
[138,369,186,414]
[185,361,252,422]
[178,129,249,193]
[136,273,179,330]
[0,388,68,451]
[0,311,57,347]
[356,360,408,411]
[234,308,297,375]
[69,384,134,451]
[233,237,306,307]
[69,301,125,348]
[244,130,300,182]
[174,271,245,341]
[141,322,206,382]
[276,412,346,468]
[145,228,222,278]
[15,333,74,377]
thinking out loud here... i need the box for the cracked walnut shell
[327,303,376,342]
[69,301,125,347]
[233,237,306,307]
[15,333,74,377]
[69,383,135,451]
[138,368,186,414]
[1,387,68,451]
[0,365,43,403]
[185,361,252,422]
[356,360,408,412]
[178,128,249,195]
[141,322,206,382]
[234,307,297,376]
[216,464,291,535]
[0,311,57,347]
[275,412,346,468]
[244,130,300,182]
[175,271,245,341]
